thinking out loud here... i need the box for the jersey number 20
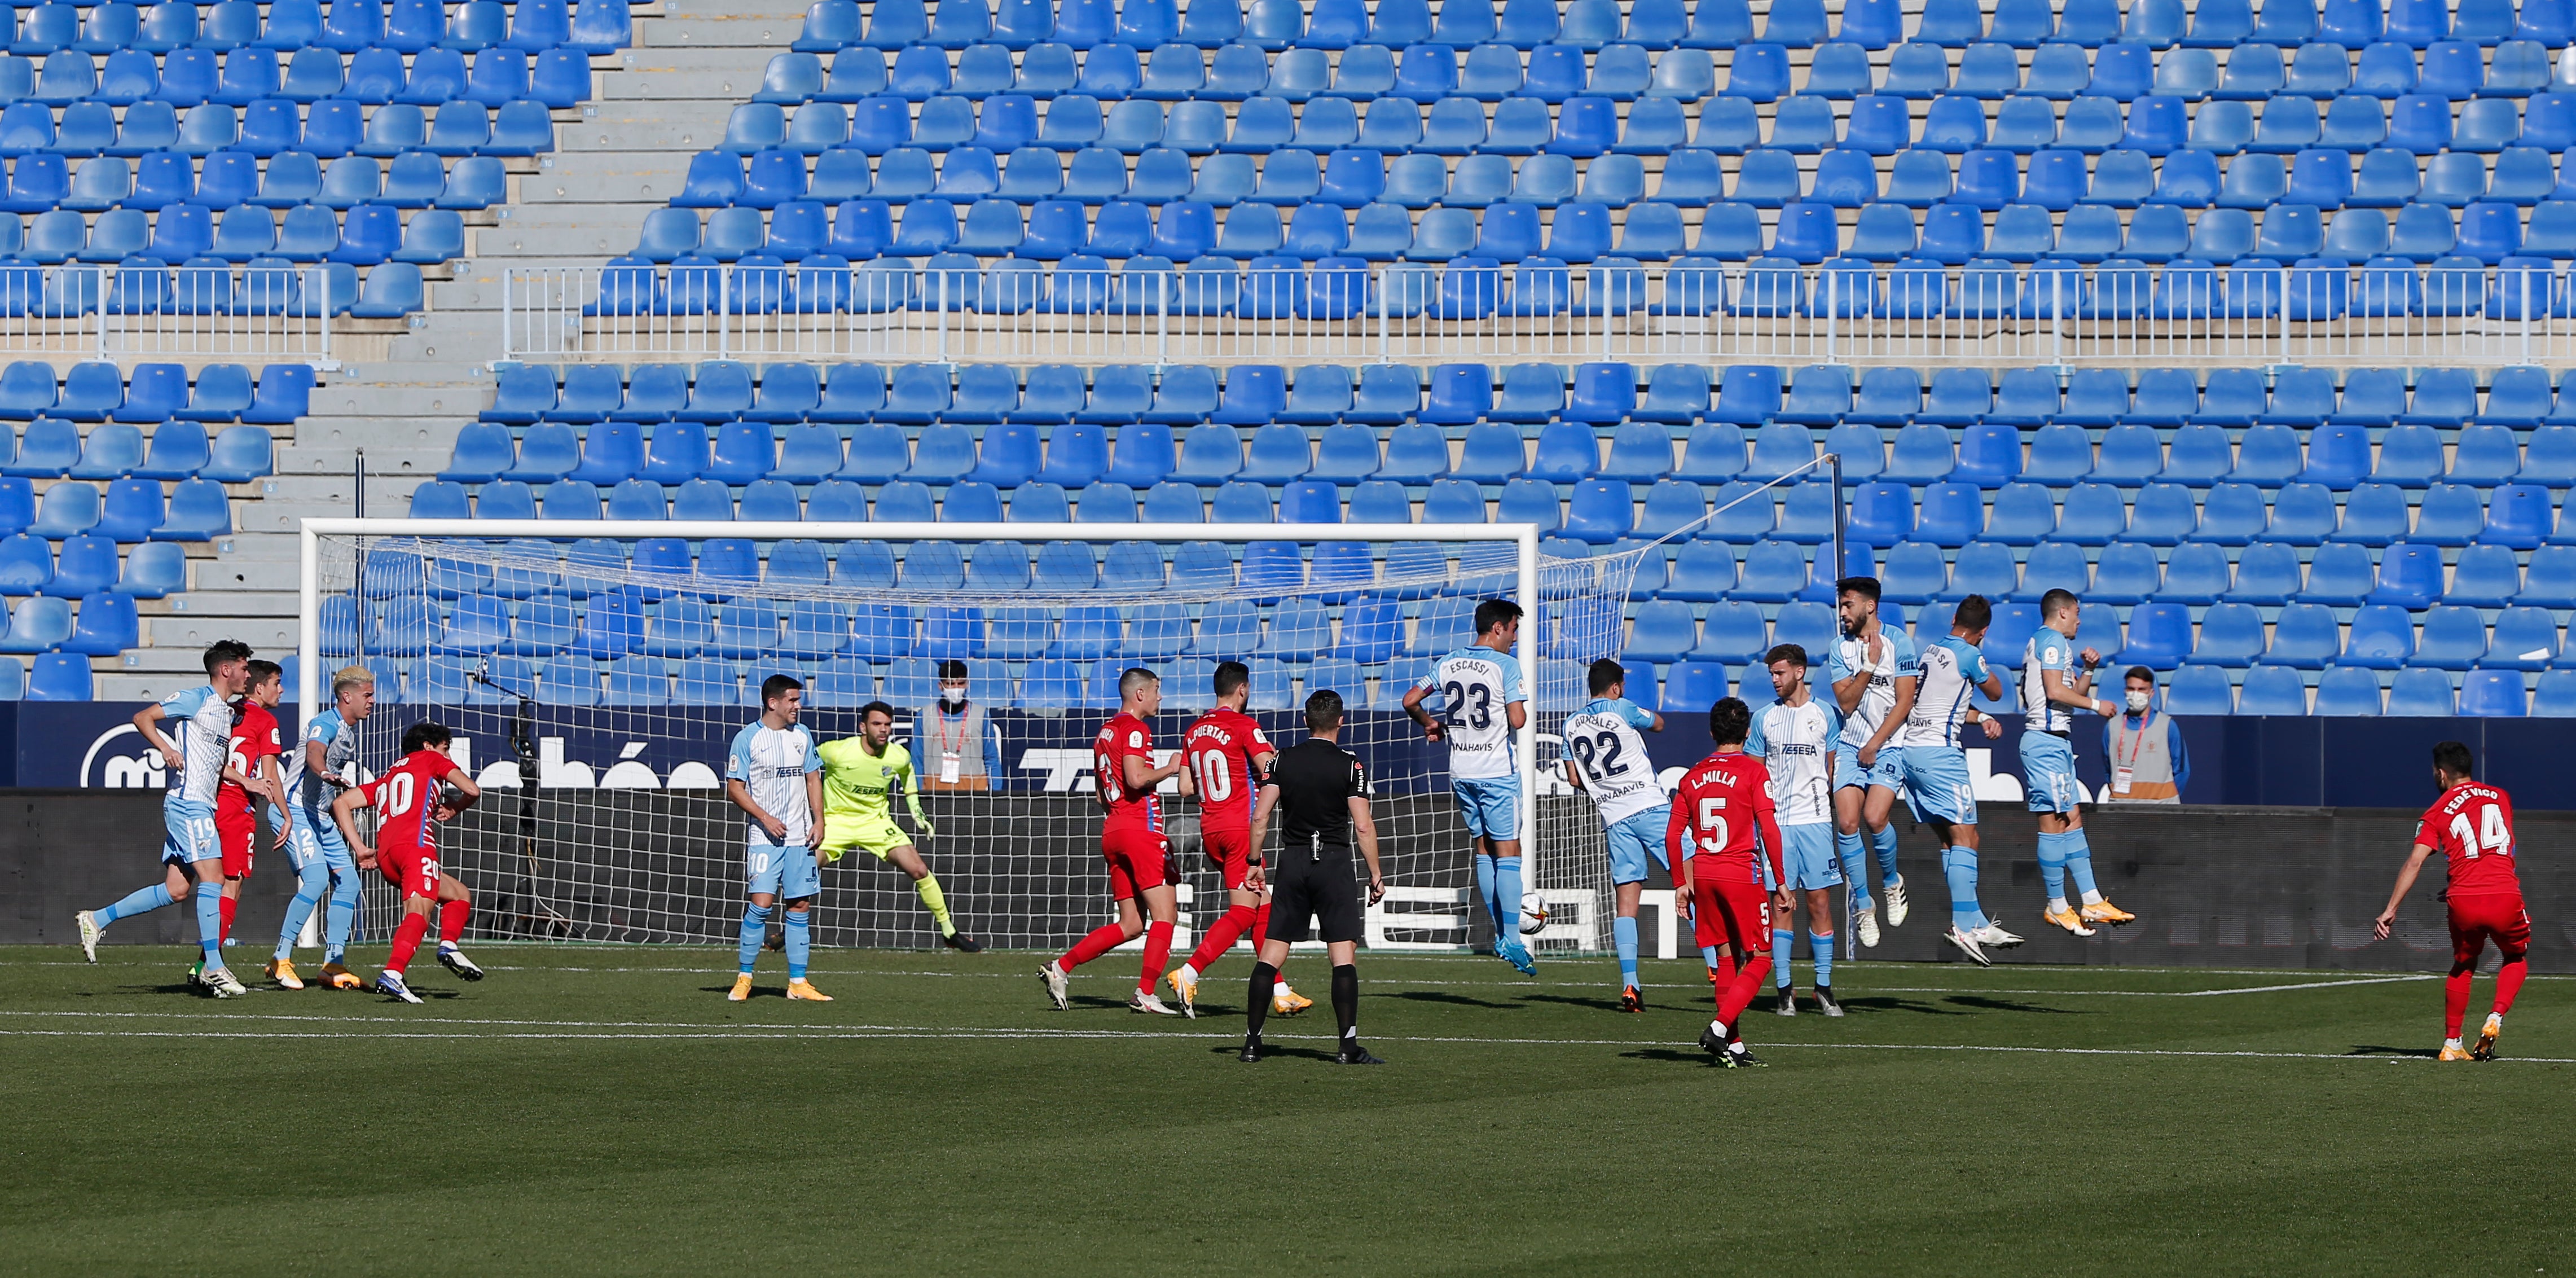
[379,771,418,818]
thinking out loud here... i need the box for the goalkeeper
[816,701,983,952]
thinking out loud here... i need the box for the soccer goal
[299,518,1656,958]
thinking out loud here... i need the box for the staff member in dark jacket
[1240,689,1386,1066]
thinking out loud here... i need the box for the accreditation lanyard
[2111,714,2150,796]
[932,706,970,784]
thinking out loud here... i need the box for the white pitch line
[0,1021,2554,1064]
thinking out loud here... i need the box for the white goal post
[297,517,1659,956]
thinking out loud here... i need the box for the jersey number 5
[2450,804,2510,859]
[1695,795,1729,856]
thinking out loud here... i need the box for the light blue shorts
[2020,732,2080,815]
[1778,823,1843,891]
[1898,746,1979,827]
[1452,776,1523,842]
[746,842,821,900]
[1603,806,1672,886]
[162,801,217,865]
[1834,747,1905,793]
[287,805,357,875]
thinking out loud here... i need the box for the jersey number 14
[2451,803,2510,859]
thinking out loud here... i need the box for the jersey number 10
[2450,803,2511,859]
[1190,750,1233,804]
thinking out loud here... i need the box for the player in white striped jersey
[1829,576,1916,948]
[74,640,255,996]
[1560,659,1667,1011]
[1404,599,1535,975]
[1894,595,2017,965]
[2020,589,2138,937]
[269,664,376,989]
[1747,644,1845,1017]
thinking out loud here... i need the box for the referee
[1240,689,1386,1065]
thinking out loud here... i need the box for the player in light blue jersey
[1403,599,1535,974]
[1894,595,2017,965]
[1560,659,1668,1010]
[724,674,829,1001]
[75,640,254,996]
[1829,577,1916,949]
[2020,589,2138,939]
[1747,643,1845,1016]
[268,663,377,990]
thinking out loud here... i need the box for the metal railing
[0,263,336,366]
[500,258,2576,370]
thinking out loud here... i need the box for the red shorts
[1101,824,1170,900]
[2448,892,2531,965]
[1203,824,1254,890]
[1689,860,1771,955]
[217,807,255,879]
[378,845,443,901]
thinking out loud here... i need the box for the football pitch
[3,945,2569,1276]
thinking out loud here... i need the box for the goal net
[298,519,1647,959]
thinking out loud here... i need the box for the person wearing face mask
[920,658,1006,793]
[2019,590,2137,938]
[2101,667,2188,808]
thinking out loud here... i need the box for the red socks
[388,912,429,974]
[1060,922,1128,973]
[1717,955,1773,1026]
[439,897,471,944]
[1138,920,1174,992]
[1250,902,1270,952]
[1715,952,1737,985]
[2495,955,2529,1017]
[2445,965,2473,1038]
[1183,904,1257,973]
[218,895,236,942]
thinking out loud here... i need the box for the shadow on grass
[1390,990,1518,1010]
[1524,992,1625,1013]
[1212,1043,1342,1064]
[1836,995,1972,1016]
[2346,1044,2442,1058]
[1620,1047,1720,1067]
[1944,995,2094,1016]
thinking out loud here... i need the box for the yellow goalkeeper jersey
[817,737,915,819]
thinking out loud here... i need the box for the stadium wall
[14,787,2570,974]
[3,701,2573,809]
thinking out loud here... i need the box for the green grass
[2,942,2570,1276]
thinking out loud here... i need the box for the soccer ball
[1518,893,1549,934]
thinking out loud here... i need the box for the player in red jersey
[213,659,291,953]
[1039,667,1193,1015]
[2374,740,2530,1061]
[331,720,484,1004]
[1667,697,1791,1068]
[1166,660,1316,1018]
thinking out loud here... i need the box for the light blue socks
[1836,831,1872,912]
[1872,824,1901,887]
[1612,915,1639,990]
[2036,831,2071,903]
[1698,943,1720,970]
[1493,857,1524,940]
[1771,927,1795,989]
[1942,845,1987,931]
[94,882,173,927]
[194,882,225,967]
[323,871,359,963]
[784,908,811,980]
[737,902,772,974]
[274,860,329,963]
[1809,929,1835,989]
[2065,830,2100,901]
[1473,853,1500,933]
